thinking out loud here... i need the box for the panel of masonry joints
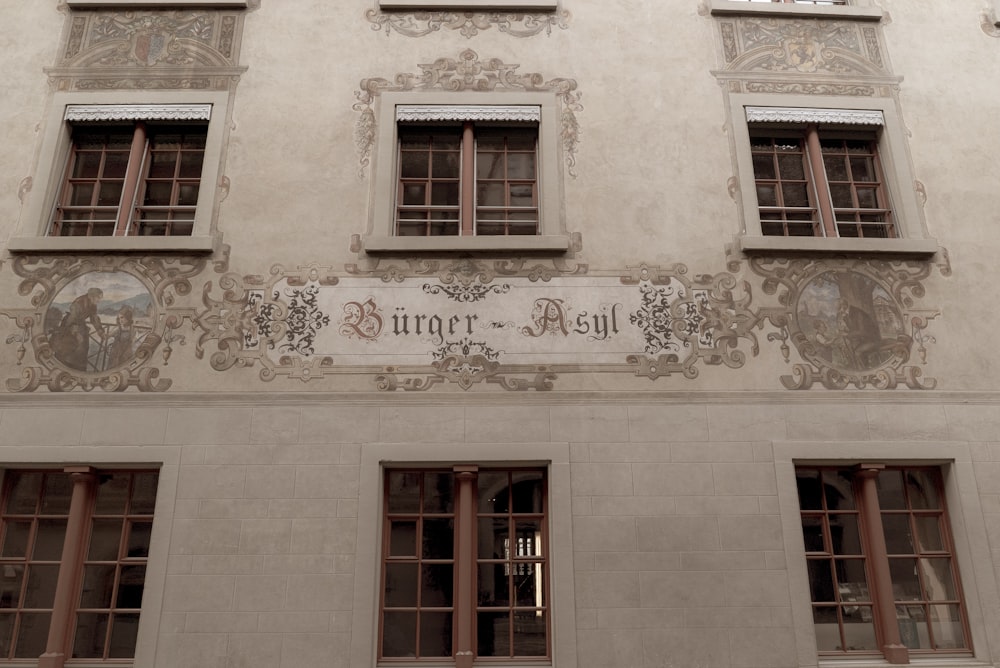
[0,247,952,393]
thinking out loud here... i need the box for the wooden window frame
[709,0,883,19]
[49,122,207,239]
[378,466,550,666]
[751,126,895,240]
[0,468,158,667]
[395,124,539,239]
[796,465,972,664]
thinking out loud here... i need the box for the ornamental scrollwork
[364,9,570,39]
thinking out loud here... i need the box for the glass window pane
[178,151,204,178]
[5,473,41,514]
[130,474,158,515]
[888,558,921,600]
[479,472,509,513]
[801,515,824,552]
[823,154,849,181]
[928,604,965,650]
[419,611,452,657]
[401,184,426,206]
[752,153,776,180]
[829,514,862,555]
[69,183,95,207]
[514,563,543,607]
[143,183,173,206]
[897,604,926,649]
[812,606,841,651]
[841,606,877,651]
[147,152,178,179]
[509,184,535,207]
[80,564,116,609]
[430,183,458,207]
[1,522,30,559]
[507,153,535,179]
[177,183,200,206]
[108,612,140,658]
[422,519,453,559]
[384,563,418,607]
[755,184,777,207]
[97,182,124,206]
[102,151,130,179]
[387,472,421,513]
[914,516,944,552]
[422,473,454,514]
[421,564,453,607]
[877,470,906,509]
[478,563,509,606]
[0,612,12,658]
[920,558,957,601]
[13,612,50,659]
[382,610,416,657]
[511,472,543,513]
[432,152,460,179]
[796,470,822,510]
[116,565,145,608]
[0,566,24,608]
[73,152,103,179]
[400,152,429,179]
[828,184,853,208]
[781,183,810,208]
[33,519,67,561]
[479,517,508,561]
[88,519,123,561]
[23,564,59,608]
[824,471,856,511]
[389,521,417,557]
[41,475,72,515]
[72,611,107,658]
[855,187,878,209]
[835,559,869,601]
[477,610,510,657]
[477,184,505,207]
[777,153,806,180]
[514,520,542,557]
[513,610,547,656]
[807,559,835,603]
[882,514,914,554]
[906,471,942,509]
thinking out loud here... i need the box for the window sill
[738,235,940,256]
[363,235,569,254]
[708,0,884,21]
[7,236,216,253]
[378,0,557,9]
[65,0,248,7]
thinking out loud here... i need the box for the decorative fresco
[1,256,204,391]
[364,8,570,39]
[0,251,948,392]
[354,49,582,177]
[52,7,248,90]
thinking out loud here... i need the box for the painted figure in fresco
[50,288,105,372]
[106,306,136,369]
[835,298,881,369]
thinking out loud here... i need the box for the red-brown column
[805,124,837,237]
[856,464,908,664]
[454,466,477,668]
[39,467,95,668]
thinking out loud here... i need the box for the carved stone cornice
[396,105,540,123]
[745,106,883,125]
[65,103,212,122]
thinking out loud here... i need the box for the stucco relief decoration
[52,9,246,90]
[365,7,570,39]
[0,256,205,392]
[353,49,582,176]
[716,16,892,96]
[748,255,949,390]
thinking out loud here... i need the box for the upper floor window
[51,121,206,238]
[396,118,538,238]
[364,94,568,253]
[743,0,846,4]
[796,465,971,663]
[729,98,938,255]
[378,0,557,9]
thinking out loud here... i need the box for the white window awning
[745,106,884,125]
[65,104,213,122]
[396,105,540,123]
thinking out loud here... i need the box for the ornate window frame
[11,90,230,253]
[729,93,939,255]
[364,91,569,253]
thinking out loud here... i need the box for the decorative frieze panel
[0,251,948,393]
[50,9,247,90]
[354,49,583,177]
[364,8,570,39]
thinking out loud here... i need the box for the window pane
[387,472,421,513]
[881,514,913,554]
[382,610,416,657]
[88,519,123,561]
[801,515,824,552]
[514,563,543,606]
[906,471,942,509]
[41,475,72,514]
[421,564,453,607]
[432,152,460,179]
[97,182,123,206]
[419,611,452,657]
[116,565,145,608]
[422,519,454,559]
[888,558,921,600]
[796,470,822,510]
[101,151,130,179]
[479,563,509,606]
[841,606,877,651]
[430,183,459,207]
[877,470,906,509]
[514,520,543,557]
[5,473,41,514]
[73,611,108,658]
[509,184,535,207]
[0,613,12,658]
[920,558,957,600]
[812,606,841,651]
[477,183,505,207]
[72,151,103,179]
[807,560,835,602]
[477,611,510,657]
[0,566,24,608]
[479,472,509,513]
[513,610,547,656]
[399,152,429,179]
[384,563,418,607]
[755,184,777,207]
[143,183,173,206]
[752,154,776,180]
[389,520,417,557]
[828,184,853,208]
[33,520,67,561]
[147,151,178,179]
[829,514,862,555]
[178,151,204,178]
[80,564,116,608]
[823,153,850,181]
[177,183,200,206]
[422,473,454,514]
[69,183,95,207]
[14,612,50,659]
[1,522,30,559]
[781,183,810,208]
[511,472,544,513]
[928,604,964,650]
[777,152,806,180]
[401,184,426,206]
[23,564,59,608]
[914,516,944,552]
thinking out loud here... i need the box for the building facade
[1,0,999,666]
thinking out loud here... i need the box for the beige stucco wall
[1,1,999,667]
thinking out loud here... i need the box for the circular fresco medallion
[44,272,155,373]
[794,270,908,374]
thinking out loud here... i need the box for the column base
[882,643,910,664]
